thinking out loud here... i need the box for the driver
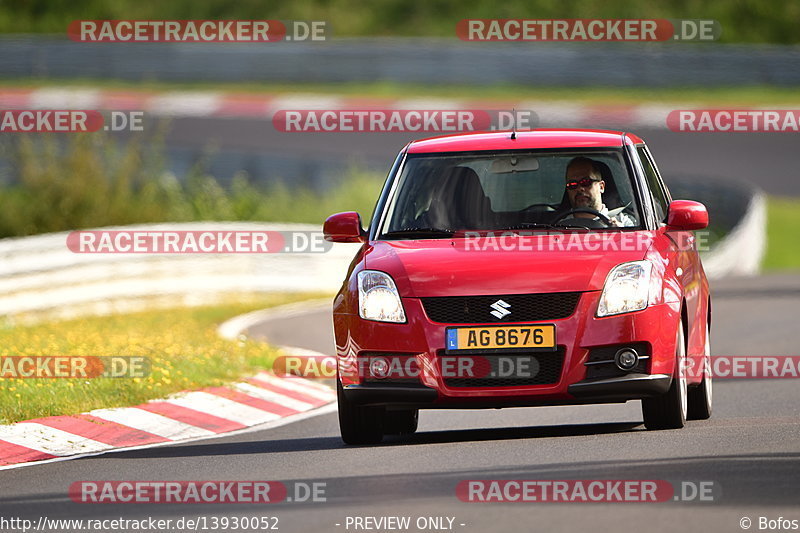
[564,157,635,227]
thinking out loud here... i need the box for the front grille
[421,292,581,324]
[442,347,565,388]
[584,343,650,379]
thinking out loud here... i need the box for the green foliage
[763,196,800,270]
[0,132,384,237]
[0,0,799,43]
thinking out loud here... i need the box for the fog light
[615,348,639,371]
[369,357,390,379]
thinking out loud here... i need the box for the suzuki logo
[489,299,511,319]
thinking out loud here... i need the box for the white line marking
[148,92,222,116]
[268,94,344,111]
[278,346,331,358]
[29,88,101,109]
[393,98,462,110]
[217,299,331,340]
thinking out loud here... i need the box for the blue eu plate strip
[446,329,458,350]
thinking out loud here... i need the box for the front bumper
[334,290,681,408]
[344,373,672,407]
[567,373,672,399]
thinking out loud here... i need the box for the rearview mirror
[323,212,367,243]
[489,156,539,173]
[666,200,708,231]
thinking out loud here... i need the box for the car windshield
[378,149,642,238]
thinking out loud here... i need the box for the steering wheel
[552,207,612,226]
[521,202,560,212]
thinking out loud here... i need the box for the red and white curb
[0,300,337,470]
[0,372,335,470]
[0,87,672,129]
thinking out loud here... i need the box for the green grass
[0,293,330,425]
[763,196,800,270]
[4,78,800,107]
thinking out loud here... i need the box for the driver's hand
[608,217,621,227]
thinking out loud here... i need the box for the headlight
[358,270,406,323]
[597,261,653,317]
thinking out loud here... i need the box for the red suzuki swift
[324,129,712,444]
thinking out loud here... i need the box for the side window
[637,146,669,223]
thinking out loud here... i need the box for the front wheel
[337,378,384,445]
[642,323,687,430]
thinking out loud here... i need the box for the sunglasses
[566,177,602,190]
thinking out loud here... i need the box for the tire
[383,409,419,435]
[687,322,713,420]
[337,378,384,445]
[642,323,688,430]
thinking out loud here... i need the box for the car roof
[406,129,645,153]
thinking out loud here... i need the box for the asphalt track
[1,115,797,532]
[163,117,800,195]
[0,274,798,533]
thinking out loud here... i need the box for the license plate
[445,324,556,354]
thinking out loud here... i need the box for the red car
[324,129,712,444]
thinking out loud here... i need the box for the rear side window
[637,146,669,223]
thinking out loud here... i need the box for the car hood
[364,232,656,297]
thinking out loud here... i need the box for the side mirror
[323,212,367,243]
[666,200,708,231]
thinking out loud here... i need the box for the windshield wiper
[550,223,592,231]
[496,223,561,231]
[380,227,456,239]
[497,222,590,232]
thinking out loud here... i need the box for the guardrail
[0,222,361,319]
[1,36,800,87]
[0,182,764,320]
